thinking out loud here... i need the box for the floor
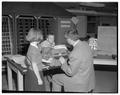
[2,70,118,93]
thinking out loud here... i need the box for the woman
[24,28,45,91]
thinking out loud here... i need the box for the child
[41,33,55,60]
[24,28,45,91]
[41,33,55,47]
[40,33,55,91]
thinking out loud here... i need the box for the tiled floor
[2,70,118,92]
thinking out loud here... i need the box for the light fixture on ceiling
[80,2,105,7]
[66,9,117,16]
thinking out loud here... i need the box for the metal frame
[7,60,24,91]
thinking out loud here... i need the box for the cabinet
[16,16,37,55]
[16,16,56,55]
[38,17,56,39]
[2,16,13,55]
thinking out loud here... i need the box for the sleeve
[41,41,51,47]
[41,47,52,60]
[61,53,81,77]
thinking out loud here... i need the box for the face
[47,35,54,43]
[37,35,43,43]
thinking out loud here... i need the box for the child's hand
[59,57,66,64]
[38,79,43,85]
[49,58,55,66]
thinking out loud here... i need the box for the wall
[99,16,117,26]
[55,18,72,44]
[86,16,117,38]
[55,16,87,44]
[76,16,87,38]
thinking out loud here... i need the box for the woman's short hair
[26,28,43,42]
[64,29,80,41]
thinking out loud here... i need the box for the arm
[61,55,81,77]
[28,46,43,85]
[32,62,43,85]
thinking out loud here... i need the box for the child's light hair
[26,28,43,42]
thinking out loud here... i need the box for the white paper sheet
[53,45,67,50]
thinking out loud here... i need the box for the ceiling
[2,2,75,17]
[2,2,118,16]
[54,2,118,16]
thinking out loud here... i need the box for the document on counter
[4,54,27,68]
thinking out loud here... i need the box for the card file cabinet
[2,16,13,55]
[38,17,55,39]
[2,15,56,55]
[16,16,37,55]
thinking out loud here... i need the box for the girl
[24,28,45,91]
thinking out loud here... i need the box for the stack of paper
[4,54,27,68]
[53,45,67,50]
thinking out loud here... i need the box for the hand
[38,79,43,85]
[59,57,66,64]
[49,58,53,63]
[49,59,61,66]
[49,58,56,66]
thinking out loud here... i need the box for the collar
[73,40,80,47]
[30,42,39,48]
[46,40,55,47]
